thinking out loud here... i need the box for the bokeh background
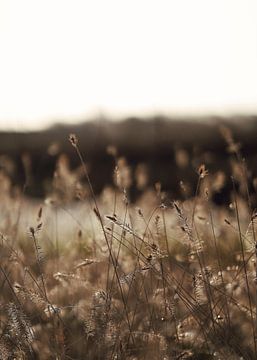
[0,0,257,202]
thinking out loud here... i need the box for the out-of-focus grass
[0,127,256,359]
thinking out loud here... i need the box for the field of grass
[0,128,256,359]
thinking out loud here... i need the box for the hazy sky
[0,0,257,130]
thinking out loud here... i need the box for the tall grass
[0,128,256,359]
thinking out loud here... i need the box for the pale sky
[0,0,257,130]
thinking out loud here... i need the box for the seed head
[69,133,78,147]
[198,164,208,179]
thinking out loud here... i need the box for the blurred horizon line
[1,108,257,132]
[0,110,257,132]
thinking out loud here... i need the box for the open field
[0,121,257,359]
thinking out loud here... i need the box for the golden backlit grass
[0,129,256,359]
